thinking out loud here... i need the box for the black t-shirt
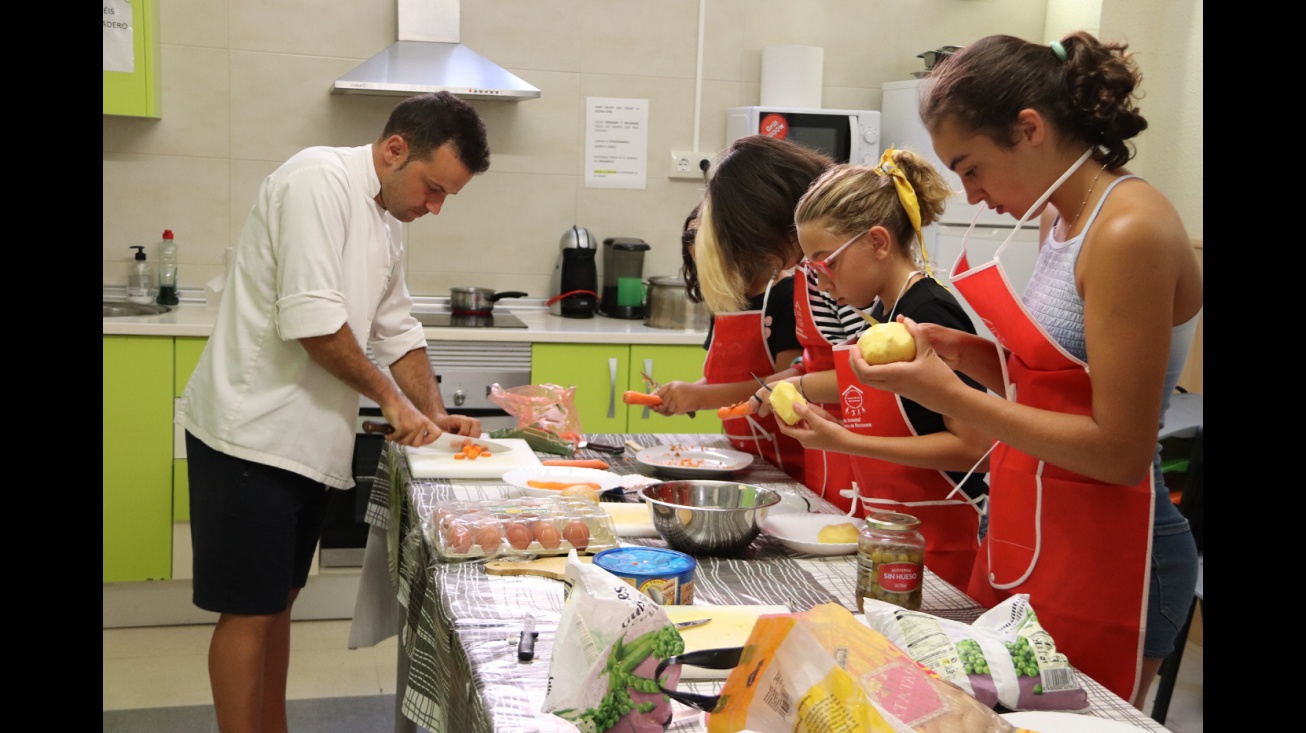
[870,277,989,499]
[703,275,802,362]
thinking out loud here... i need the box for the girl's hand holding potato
[848,317,961,414]
[774,401,852,453]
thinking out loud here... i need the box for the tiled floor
[103,617,1202,732]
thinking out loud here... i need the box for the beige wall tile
[462,0,586,72]
[161,0,230,49]
[229,0,394,58]
[103,44,230,159]
[472,71,583,176]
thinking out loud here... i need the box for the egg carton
[428,496,620,561]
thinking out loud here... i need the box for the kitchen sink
[103,300,173,317]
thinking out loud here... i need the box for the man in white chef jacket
[176,91,487,733]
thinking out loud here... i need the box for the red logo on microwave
[877,562,921,593]
[759,114,789,140]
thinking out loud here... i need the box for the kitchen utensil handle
[641,358,654,420]
[490,291,529,302]
[607,357,618,419]
[362,420,394,435]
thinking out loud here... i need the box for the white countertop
[102,300,708,346]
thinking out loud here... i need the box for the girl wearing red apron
[652,200,806,481]
[776,150,992,590]
[851,32,1202,705]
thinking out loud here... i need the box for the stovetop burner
[415,311,528,329]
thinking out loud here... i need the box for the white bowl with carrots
[502,466,624,499]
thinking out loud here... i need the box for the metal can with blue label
[593,547,696,605]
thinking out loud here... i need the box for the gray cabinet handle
[607,357,618,419]
[641,358,654,420]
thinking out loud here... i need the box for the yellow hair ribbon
[874,147,936,281]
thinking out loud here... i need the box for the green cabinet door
[103,336,173,582]
[626,345,721,434]
[531,344,629,434]
[172,337,208,521]
[103,0,161,117]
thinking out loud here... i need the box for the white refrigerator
[880,78,1041,342]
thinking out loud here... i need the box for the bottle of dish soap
[127,246,158,304]
[156,229,180,305]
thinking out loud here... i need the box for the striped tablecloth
[360,434,1168,733]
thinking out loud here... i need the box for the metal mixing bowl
[639,480,781,556]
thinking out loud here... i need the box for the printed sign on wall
[585,98,649,190]
[103,0,135,73]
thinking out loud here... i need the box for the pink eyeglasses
[803,231,864,281]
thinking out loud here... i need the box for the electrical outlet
[669,150,713,180]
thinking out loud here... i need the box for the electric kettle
[548,226,599,318]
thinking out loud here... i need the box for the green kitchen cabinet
[103,335,173,582]
[103,0,161,117]
[531,343,721,435]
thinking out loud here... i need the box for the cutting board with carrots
[405,438,542,479]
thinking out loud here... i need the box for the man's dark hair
[382,91,491,174]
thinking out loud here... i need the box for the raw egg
[534,522,562,549]
[563,520,591,551]
[446,523,474,554]
[474,524,503,554]
[504,521,532,551]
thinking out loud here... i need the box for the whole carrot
[541,459,611,470]
[622,391,663,406]
[717,401,754,420]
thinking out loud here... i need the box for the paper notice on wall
[103,0,135,73]
[584,98,648,189]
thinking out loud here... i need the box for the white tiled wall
[105,0,1202,301]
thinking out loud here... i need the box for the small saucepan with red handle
[450,287,528,316]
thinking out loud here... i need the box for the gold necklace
[1066,161,1109,231]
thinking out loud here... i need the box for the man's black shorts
[186,432,332,615]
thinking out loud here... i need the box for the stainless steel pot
[644,276,709,330]
[450,287,528,315]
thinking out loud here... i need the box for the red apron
[833,343,981,589]
[791,271,858,512]
[950,241,1153,702]
[704,279,805,482]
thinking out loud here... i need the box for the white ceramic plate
[634,444,754,478]
[1001,711,1153,732]
[760,513,861,556]
[501,466,624,498]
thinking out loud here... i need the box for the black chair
[1149,423,1203,724]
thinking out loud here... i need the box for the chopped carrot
[622,391,663,406]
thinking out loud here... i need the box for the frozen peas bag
[858,594,1089,712]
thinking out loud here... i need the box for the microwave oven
[726,106,881,165]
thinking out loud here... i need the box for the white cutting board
[663,605,790,679]
[405,438,542,479]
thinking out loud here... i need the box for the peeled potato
[769,380,807,425]
[857,322,917,365]
[817,522,860,544]
[560,484,601,503]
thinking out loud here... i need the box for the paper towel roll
[761,45,823,108]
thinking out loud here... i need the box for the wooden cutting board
[663,605,790,679]
[405,438,542,479]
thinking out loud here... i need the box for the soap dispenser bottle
[156,229,179,305]
[127,246,158,304]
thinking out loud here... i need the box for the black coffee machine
[549,226,598,318]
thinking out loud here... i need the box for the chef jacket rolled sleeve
[275,289,349,341]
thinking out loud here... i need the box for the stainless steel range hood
[331,0,540,101]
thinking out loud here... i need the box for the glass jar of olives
[856,511,926,611]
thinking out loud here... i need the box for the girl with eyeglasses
[847,32,1202,706]
[761,148,993,591]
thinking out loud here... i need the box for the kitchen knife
[673,618,713,630]
[362,421,507,453]
[750,372,773,393]
[517,615,538,662]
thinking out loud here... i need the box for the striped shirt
[802,266,869,345]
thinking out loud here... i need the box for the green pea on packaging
[858,594,1089,712]
[544,551,686,732]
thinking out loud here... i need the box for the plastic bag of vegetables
[858,594,1089,712]
[544,551,685,732]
